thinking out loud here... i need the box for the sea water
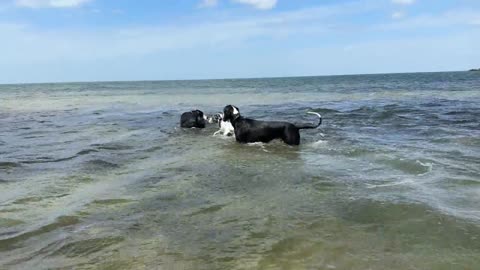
[0,72,479,269]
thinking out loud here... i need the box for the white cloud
[2,2,475,64]
[379,9,480,30]
[0,1,376,65]
[1,1,479,83]
[233,0,277,10]
[15,0,92,8]
[200,0,277,9]
[391,0,415,5]
[471,19,480,25]
[200,0,218,8]
[392,11,405,19]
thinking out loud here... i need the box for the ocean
[0,72,479,269]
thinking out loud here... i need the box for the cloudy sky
[0,0,479,83]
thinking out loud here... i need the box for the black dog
[222,105,322,145]
[180,110,208,128]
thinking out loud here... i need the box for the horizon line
[0,69,472,86]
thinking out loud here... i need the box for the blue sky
[0,0,479,83]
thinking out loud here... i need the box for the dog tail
[296,112,322,129]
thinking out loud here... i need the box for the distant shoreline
[468,68,480,72]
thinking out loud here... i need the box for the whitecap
[310,139,328,148]
[366,179,415,189]
[416,160,433,175]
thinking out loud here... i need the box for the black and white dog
[180,110,208,128]
[222,105,322,145]
[211,113,235,137]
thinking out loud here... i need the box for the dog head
[180,109,207,128]
[223,105,240,122]
[191,110,207,127]
[191,109,206,122]
[207,113,223,124]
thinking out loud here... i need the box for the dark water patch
[0,216,80,251]
[82,159,119,171]
[421,99,455,107]
[187,204,227,217]
[0,162,20,169]
[345,104,431,122]
[421,102,443,107]
[53,194,69,199]
[61,130,79,134]
[63,175,95,183]
[139,175,168,187]
[0,112,11,119]
[39,114,55,118]
[92,143,133,151]
[0,231,20,239]
[349,106,377,114]
[76,149,99,155]
[455,136,480,147]
[0,218,25,228]
[310,176,338,192]
[373,109,401,121]
[12,197,44,205]
[0,208,24,213]
[445,110,478,116]
[154,193,178,202]
[91,199,133,206]
[20,152,90,164]
[257,235,337,270]
[23,135,46,139]
[18,130,50,136]
[310,108,341,114]
[21,157,68,164]
[441,178,480,187]
[431,137,450,143]
[335,199,480,250]
[337,199,428,224]
[164,166,192,174]
[50,236,124,258]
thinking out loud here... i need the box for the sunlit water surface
[1,72,479,269]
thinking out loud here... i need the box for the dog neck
[231,114,241,124]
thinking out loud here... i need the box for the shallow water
[1,72,480,269]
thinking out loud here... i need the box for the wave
[91,143,133,151]
[365,179,415,188]
[82,159,119,170]
[307,108,341,114]
[20,149,99,164]
[0,216,80,252]
[49,236,124,258]
[310,140,328,149]
[76,149,99,155]
[380,158,433,175]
